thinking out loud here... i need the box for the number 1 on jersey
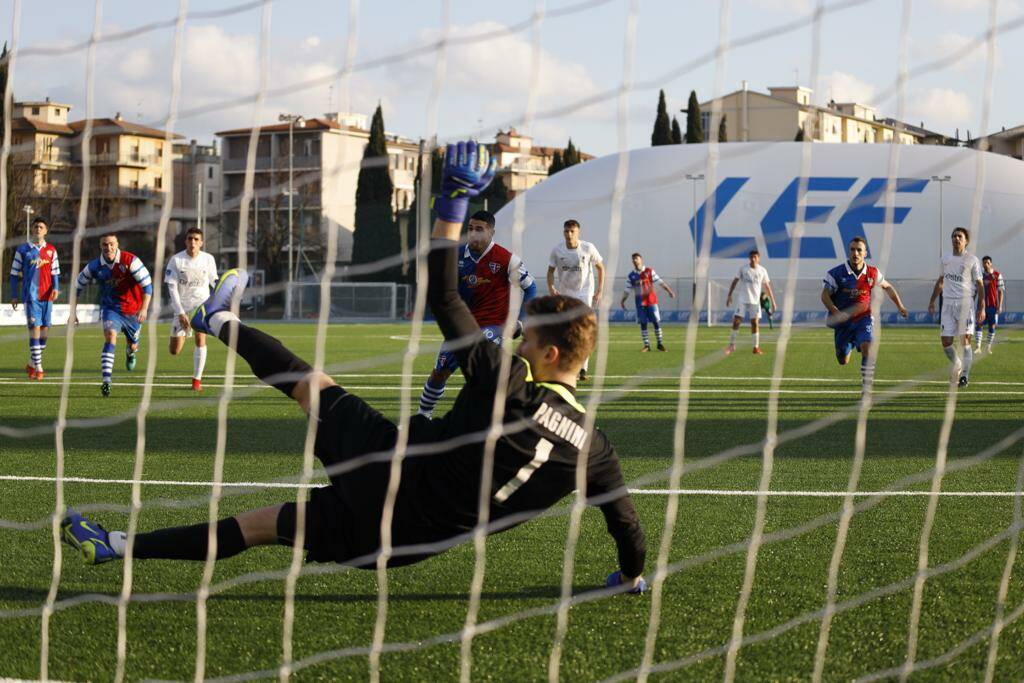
[494,438,553,503]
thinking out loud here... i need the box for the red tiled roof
[69,118,184,139]
[215,117,347,136]
[13,118,74,135]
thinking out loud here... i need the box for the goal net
[2,1,1023,682]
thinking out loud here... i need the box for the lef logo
[688,176,929,259]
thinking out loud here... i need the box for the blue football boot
[61,508,119,565]
[190,269,249,335]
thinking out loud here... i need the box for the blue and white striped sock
[653,323,663,345]
[974,328,983,348]
[418,379,446,417]
[101,342,116,383]
[640,324,650,348]
[29,339,42,370]
[860,357,875,391]
[986,329,996,349]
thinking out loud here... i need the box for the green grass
[1,320,1022,681]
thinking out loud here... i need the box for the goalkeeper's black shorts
[276,386,438,568]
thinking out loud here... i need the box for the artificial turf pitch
[0,321,1022,681]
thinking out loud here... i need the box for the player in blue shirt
[8,217,61,380]
[72,233,153,396]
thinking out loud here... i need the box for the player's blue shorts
[982,305,998,331]
[834,316,873,359]
[434,324,503,373]
[101,308,142,346]
[637,304,661,326]
[23,299,53,328]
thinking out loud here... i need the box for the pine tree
[794,127,805,141]
[563,138,581,167]
[718,114,728,142]
[671,116,683,144]
[548,149,564,176]
[351,104,400,281]
[685,90,704,143]
[651,90,673,146]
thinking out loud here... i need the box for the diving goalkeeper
[61,141,647,593]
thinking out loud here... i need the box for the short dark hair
[99,232,118,242]
[849,236,868,248]
[469,210,495,228]
[31,216,48,228]
[563,219,580,230]
[982,255,992,262]
[749,249,760,257]
[631,252,642,259]
[952,226,970,242]
[185,227,204,238]
[525,295,597,371]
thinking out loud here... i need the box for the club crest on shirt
[489,262,500,274]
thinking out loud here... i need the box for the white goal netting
[1,0,1023,681]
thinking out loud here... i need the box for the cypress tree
[563,138,580,167]
[718,114,728,142]
[351,104,399,281]
[685,90,704,143]
[651,90,672,146]
[794,127,805,141]
[671,116,683,144]
[548,149,564,176]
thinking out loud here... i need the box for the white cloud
[391,21,605,136]
[931,31,1002,72]
[907,87,973,134]
[932,0,1020,13]
[817,71,877,105]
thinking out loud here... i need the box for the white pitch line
[3,378,1024,396]
[0,474,1021,497]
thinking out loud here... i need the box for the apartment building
[216,112,420,267]
[699,84,939,144]
[171,139,222,252]
[488,128,594,197]
[967,125,1024,160]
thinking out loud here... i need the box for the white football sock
[193,345,208,380]
[109,531,127,557]
[729,328,738,345]
[943,345,957,363]
[209,311,240,337]
[752,331,760,349]
[962,345,973,378]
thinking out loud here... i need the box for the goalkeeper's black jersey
[396,240,645,578]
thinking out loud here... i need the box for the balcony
[89,152,159,167]
[33,150,73,166]
[222,154,321,173]
[81,185,160,200]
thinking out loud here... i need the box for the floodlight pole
[279,113,305,318]
[931,175,951,261]
[685,173,704,307]
[23,205,34,240]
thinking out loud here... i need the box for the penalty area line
[0,475,1020,497]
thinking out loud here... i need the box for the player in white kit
[927,227,985,388]
[725,249,776,355]
[165,227,219,390]
[547,219,605,381]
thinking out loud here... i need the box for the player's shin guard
[101,342,115,383]
[860,357,875,392]
[29,338,42,371]
[193,345,208,380]
[223,323,312,397]
[418,380,446,417]
[962,345,974,379]
[133,517,246,560]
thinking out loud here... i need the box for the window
[701,112,711,134]
[208,167,213,179]
[207,191,213,204]
[155,176,163,189]
[32,106,39,115]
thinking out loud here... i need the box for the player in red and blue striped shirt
[974,256,1004,354]
[8,217,60,380]
[72,233,153,396]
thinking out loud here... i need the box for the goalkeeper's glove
[606,570,647,595]
[433,140,497,225]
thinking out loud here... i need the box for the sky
[2,0,1022,157]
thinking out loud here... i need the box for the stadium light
[23,205,33,239]
[685,174,704,306]
[279,113,306,319]
[930,175,951,261]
